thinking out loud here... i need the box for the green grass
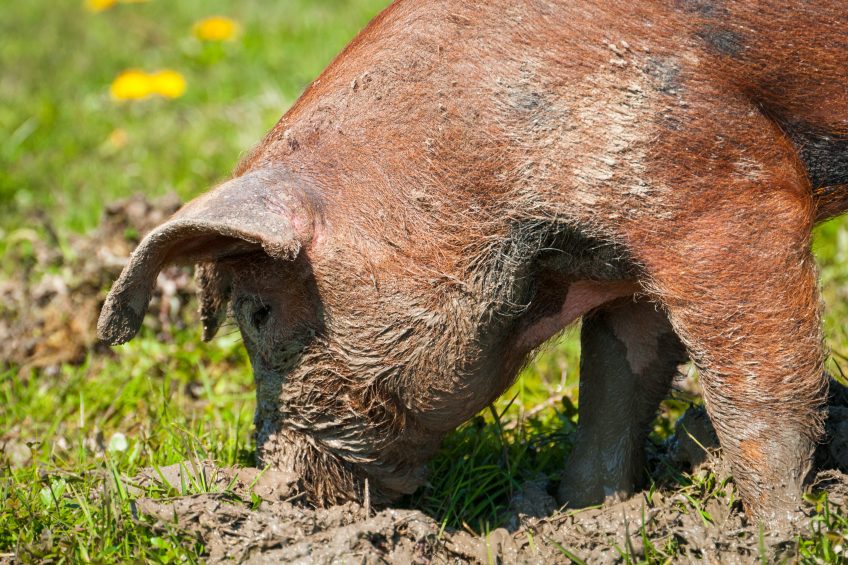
[3,0,848,562]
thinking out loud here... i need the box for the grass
[3,0,848,562]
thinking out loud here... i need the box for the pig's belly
[516,280,640,351]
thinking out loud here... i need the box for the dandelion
[84,0,149,12]
[110,69,152,100]
[150,69,187,99]
[192,16,240,42]
[84,0,117,12]
[109,69,186,101]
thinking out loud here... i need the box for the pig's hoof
[557,479,601,510]
[557,475,632,510]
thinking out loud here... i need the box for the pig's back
[696,0,848,218]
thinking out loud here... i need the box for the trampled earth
[127,462,848,563]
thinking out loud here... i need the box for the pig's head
[97,166,564,506]
[94,0,649,505]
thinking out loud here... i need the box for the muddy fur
[100,0,848,524]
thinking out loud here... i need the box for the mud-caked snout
[248,355,433,507]
[253,419,374,506]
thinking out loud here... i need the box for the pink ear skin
[97,168,319,346]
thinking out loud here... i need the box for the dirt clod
[136,473,443,563]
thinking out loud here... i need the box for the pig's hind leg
[630,175,827,523]
[558,299,687,508]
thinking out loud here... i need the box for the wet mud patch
[132,459,848,564]
[131,463,443,564]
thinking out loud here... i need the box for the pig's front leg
[558,299,686,508]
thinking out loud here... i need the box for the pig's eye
[234,296,273,336]
[251,304,272,330]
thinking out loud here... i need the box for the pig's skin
[99,0,848,524]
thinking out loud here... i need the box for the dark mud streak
[675,0,729,18]
[644,57,682,96]
[696,25,747,57]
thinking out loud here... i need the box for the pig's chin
[255,426,360,505]
[255,424,427,507]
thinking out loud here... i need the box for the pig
[97,0,848,524]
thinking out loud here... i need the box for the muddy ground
[127,464,848,564]
[4,196,848,563]
[0,194,187,372]
[126,408,848,565]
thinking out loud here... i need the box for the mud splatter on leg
[632,182,827,523]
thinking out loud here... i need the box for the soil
[5,196,848,563]
[0,193,188,372]
[130,460,848,564]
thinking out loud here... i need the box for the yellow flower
[192,16,240,42]
[110,69,153,100]
[109,69,186,101]
[150,70,187,99]
[85,0,149,13]
[84,0,117,12]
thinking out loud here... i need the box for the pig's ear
[195,262,231,342]
[97,169,317,345]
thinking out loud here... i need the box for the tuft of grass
[408,336,581,533]
[800,488,848,561]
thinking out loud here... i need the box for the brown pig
[97,0,848,524]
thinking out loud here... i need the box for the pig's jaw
[250,354,439,505]
[253,404,435,506]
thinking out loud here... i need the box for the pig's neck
[403,220,639,424]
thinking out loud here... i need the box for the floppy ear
[97,169,318,345]
[195,261,232,342]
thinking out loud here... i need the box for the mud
[131,463,442,564]
[131,460,848,564]
[128,392,848,564]
[0,194,187,372]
